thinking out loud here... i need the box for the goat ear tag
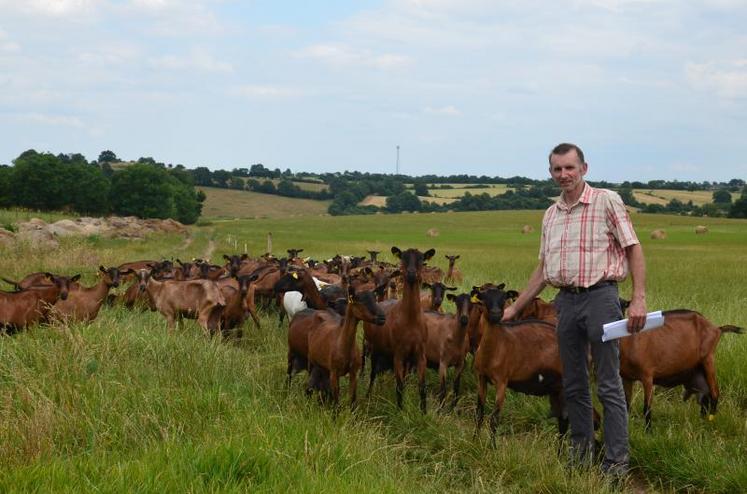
[292,272,299,279]
[470,294,480,304]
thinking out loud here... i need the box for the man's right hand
[502,305,516,322]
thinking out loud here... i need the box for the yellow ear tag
[347,295,353,303]
[292,272,299,279]
[708,414,715,421]
[470,295,480,304]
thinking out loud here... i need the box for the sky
[1,0,746,182]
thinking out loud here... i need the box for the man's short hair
[549,143,585,165]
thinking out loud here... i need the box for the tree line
[0,150,204,224]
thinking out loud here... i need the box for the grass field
[197,186,331,219]
[1,209,746,493]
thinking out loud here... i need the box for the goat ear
[363,267,373,276]
[447,286,458,291]
[421,282,432,289]
[455,255,460,260]
[176,259,183,265]
[391,246,402,258]
[506,290,519,299]
[99,265,107,273]
[497,282,506,290]
[44,272,54,280]
[223,254,230,261]
[71,274,81,282]
[446,293,457,302]
[241,253,248,260]
[423,248,436,261]
[390,270,401,278]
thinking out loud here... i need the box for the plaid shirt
[540,183,639,288]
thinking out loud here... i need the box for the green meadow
[1,208,746,493]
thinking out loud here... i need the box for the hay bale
[426,228,440,237]
[650,229,667,240]
[695,225,708,235]
[521,225,535,234]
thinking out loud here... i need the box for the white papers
[601,311,665,342]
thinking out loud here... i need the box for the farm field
[632,189,740,206]
[197,186,330,219]
[1,209,746,493]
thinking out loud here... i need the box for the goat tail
[719,325,743,335]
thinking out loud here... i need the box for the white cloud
[424,105,461,116]
[21,113,85,128]
[297,43,411,70]
[232,85,302,99]
[0,30,20,53]
[0,0,102,17]
[77,43,140,67]
[148,49,233,73]
[123,0,223,36]
[686,60,747,99]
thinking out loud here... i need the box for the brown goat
[473,285,568,447]
[444,254,463,285]
[215,274,260,335]
[424,293,472,408]
[420,282,457,312]
[136,269,225,335]
[51,266,122,322]
[362,246,435,413]
[0,274,77,333]
[618,308,743,430]
[307,287,386,408]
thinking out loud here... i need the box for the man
[502,143,647,477]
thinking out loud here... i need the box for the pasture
[1,209,745,493]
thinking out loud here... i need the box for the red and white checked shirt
[540,183,639,288]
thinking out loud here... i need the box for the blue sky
[1,0,745,182]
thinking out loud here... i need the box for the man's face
[549,150,587,194]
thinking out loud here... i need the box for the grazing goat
[0,274,77,333]
[363,246,435,413]
[52,266,122,322]
[307,287,386,408]
[473,285,568,447]
[424,293,471,408]
[136,268,225,335]
[618,308,743,430]
[444,255,463,285]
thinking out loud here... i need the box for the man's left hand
[627,298,647,332]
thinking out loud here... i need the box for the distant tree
[98,150,117,163]
[386,191,421,213]
[212,170,232,188]
[712,189,732,204]
[10,151,67,210]
[0,166,12,208]
[228,177,245,190]
[249,163,272,178]
[413,182,430,197]
[191,167,213,186]
[729,188,747,219]
[100,161,114,178]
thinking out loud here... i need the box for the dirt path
[203,239,216,261]
[177,235,193,251]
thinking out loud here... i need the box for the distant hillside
[197,187,331,219]
[633,189,740,206]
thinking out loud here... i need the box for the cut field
[197,186,330,219]
[426,183,514,199]
[1,209,746,492]
[633,189,739,206]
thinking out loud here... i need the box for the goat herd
[0,246,741,446]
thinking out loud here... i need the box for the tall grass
[1,209,745,493]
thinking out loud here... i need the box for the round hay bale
[695,225,708,234]
[650,229,667,240]
[426,228,440,237]
[521,225,535,234]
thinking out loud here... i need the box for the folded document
[601,311,665,342]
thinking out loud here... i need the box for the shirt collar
[557,182,593,211]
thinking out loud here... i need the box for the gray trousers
[554,284,629,471]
